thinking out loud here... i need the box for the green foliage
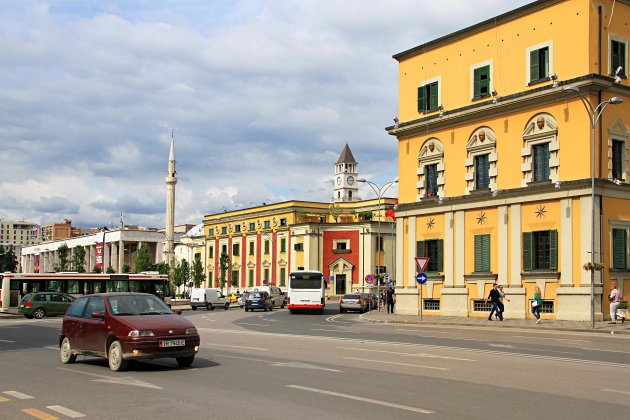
[71,245,86,273]
[172,258,189,292]
[219,251,229,292]
[192,254,204,288]
[92,265,102,273]
[620,301,629,310]
[54,243,70,272]
[155,262,170,275]
[0,245,18,272]
[122,264,131,273]
[106,266,115,274]
[135,243,152,272]
[358,211,373,220]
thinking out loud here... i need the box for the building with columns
[387,0,630,321]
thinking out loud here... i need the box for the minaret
[165,132,177,264]
[333,143,359,202]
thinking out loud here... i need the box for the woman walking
[531,285,542,324]
[497,285,510,320]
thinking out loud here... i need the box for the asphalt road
[1,303,629,419]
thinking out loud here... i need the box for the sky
[0,0,532,229]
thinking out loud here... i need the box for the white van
[251,286,285,308]
[190,288,230,311]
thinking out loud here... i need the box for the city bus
[0,272,172,312]
[287,270,325,314]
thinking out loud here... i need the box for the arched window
[465,127,497,194]
[417,138,445,201]
[521,113,559,186]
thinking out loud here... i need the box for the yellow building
[388,0,630,321]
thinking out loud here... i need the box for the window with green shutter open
[416,239,443,273]
[523,230,557,270]
[417,81,439,113]
[473,65,490,99]
[611,40,626,76]
[529,46,550,83]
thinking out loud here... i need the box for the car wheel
[340,308,344,314]
[224,303,229,310]
[264,306,268,312]
[209,304,215,310]
[33,308,46,319]
[289,309,295,314]
[108,341,128,372]
[23,314,33,319]
[176,355,195,367]
[191,306,197,311]
[60,337,77,364]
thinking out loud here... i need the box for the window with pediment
[465,127,497,194]
[417,139,445,201]
[608,118,628,183]
[521,113,559,186]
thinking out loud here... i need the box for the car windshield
[249,292,262,299]
[109,295,172,316]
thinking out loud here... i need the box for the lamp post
[357,177,398,312]
[564,86,623,328]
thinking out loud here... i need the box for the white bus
[287,270,325,314]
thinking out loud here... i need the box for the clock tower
[333,143,359,203]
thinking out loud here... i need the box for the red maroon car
[59,292,200,371]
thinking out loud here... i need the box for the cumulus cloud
[0,0,530,228]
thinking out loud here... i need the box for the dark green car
[19,292,76,319]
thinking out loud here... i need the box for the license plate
[159,339,185,348]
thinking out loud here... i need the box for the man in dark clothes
[386,287,395,314]
[486,284,503,321]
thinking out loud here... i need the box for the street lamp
[357,177,398,312]
[564,86,623,328]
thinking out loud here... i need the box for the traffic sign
[385,273,390,281]
[415,257,430,272]
[365,274,374,285]
[416,272,428,285]
[329,275,334,281]
[365,284,374,288]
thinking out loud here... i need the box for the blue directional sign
[416,272,428,285]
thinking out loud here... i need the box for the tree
[122,264,131,273]
[54,243,70,272]
[191,254,204,288]
[92,265,102,273]
[329,203,342,222]
[155,262,169,275]
[71,245,86,273]
[219,251,229,293]
[135,243,152,273]
[106,266,115,274]
[0,245,18,272]
[172,259,188,296]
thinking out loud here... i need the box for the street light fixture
[357,177,398,311]
[564,86,623,328]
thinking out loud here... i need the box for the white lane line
[235,323,270,327]
[311,328,359,334]
[287,385,434,414]
[345,357,448,371]
[3,391,33,399]
[486,343,581,355]
[218,354,342,372]
[512,335,591,343]
[580,348,630,354]
[337,346,477,362]
[601,388,630,395]
[0,339,16,343]
[45,346,58,350]
[46,405,86,418]
[56,368,162,390]
[395,329,448,334]
[206,343,268,351]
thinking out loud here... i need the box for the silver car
[339,294,368,313]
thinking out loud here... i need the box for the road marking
[325,314,343,322]
[512,335,590,343]
[206,343,268,351]
[287,385,434,414]
[0,339,16,343]
[21,408,58,420]
[487,343,581,355]
[601,388,630,395]
[56,368,162,389]
[45,346,59,350]
[345,357,448,371]
[46,406,85,418]
[580,348,630,354]
[4,391,33,399]
[395,328,448,334]
[235,322,270,327]
[337,346,477,362]
[0,396,9,402]
[310,328,359,334]
[218,354,342,372]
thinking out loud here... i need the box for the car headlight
[128,330,155,337]
[186,327,198,335]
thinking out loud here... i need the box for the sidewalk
[359,310,630,335]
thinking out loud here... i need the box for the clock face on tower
[347,176,354,185]
[336,177,342,185]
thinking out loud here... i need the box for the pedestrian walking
[497,285,510,319]
[608,283,625,324]
[486,284,503,321]
[386,287,396,314]
[531,285,542,324]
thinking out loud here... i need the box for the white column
[510,204,522,286]
[560,198,573,286]
[580,197,592,287]
[444,211,454,287]
[455,211,465,287]
[498,205,508,285]
[407,217,416,288]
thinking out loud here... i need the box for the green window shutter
[417,86,425,113]
[428,82,439,111]
[612,41,626,76]
[416,241,425,258]
[613,228,628,269]
[482,234,490,272]
[473,67,481,98]
[479,66,490,97]
[523,232,533,271]
[549,230,558,270]
[530,49,540,82]
[474,235,482,272]
[436,239,444,272]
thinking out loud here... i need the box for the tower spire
[165,131,177,265]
